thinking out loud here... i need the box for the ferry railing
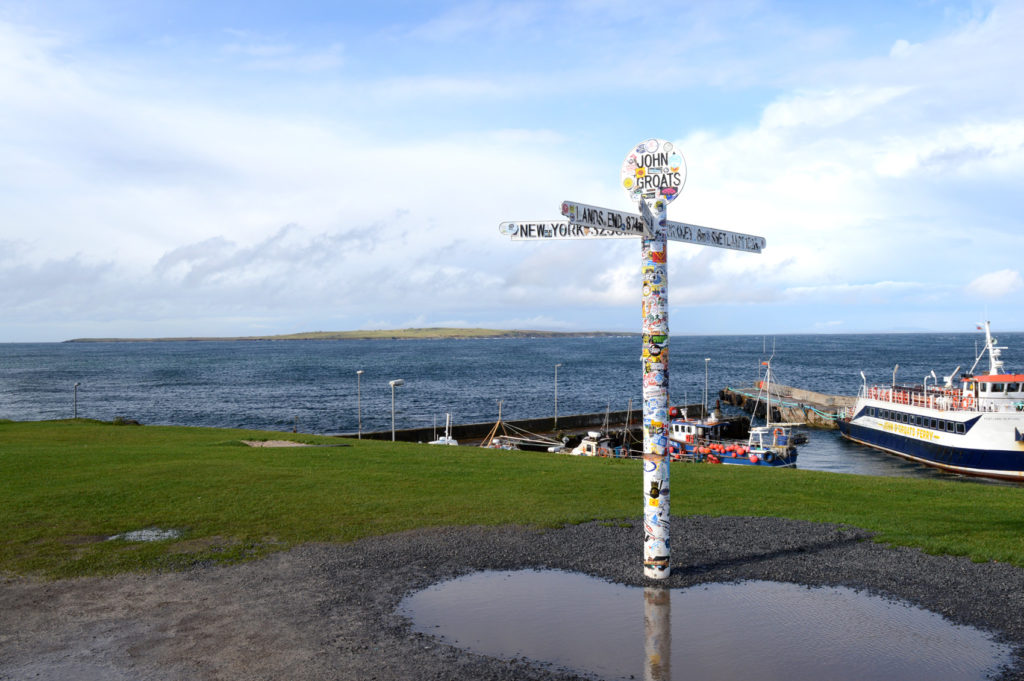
[864,385,971,412]
[862,384,1024,413]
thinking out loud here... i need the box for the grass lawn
[3,419,1024,578]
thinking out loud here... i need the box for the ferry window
[980,383,988,392]
[902,414,909,423]
[945,421,954,432]
[993,383,1006,393]
[930,418,938,429]
[956,423,966,434]
[1009,383,1021,393]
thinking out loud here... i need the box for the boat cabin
[570,432,623,457]
[668,419,724,444]
[962,374,1024,412]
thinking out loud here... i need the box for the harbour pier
[719,383,856,430]
[346,404,749,447]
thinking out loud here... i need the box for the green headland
[64,328,636,342]
[3,419,1024,579]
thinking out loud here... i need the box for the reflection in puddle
[399,570,1011,681]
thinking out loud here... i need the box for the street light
[389,379,404,441]
[554,363,562,429]
[356,370,364,439]
[704,358,711,419]
[73,382,80,419]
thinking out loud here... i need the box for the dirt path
[2,518,1022,680]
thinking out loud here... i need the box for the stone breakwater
[720,383,857,430]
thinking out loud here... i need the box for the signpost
[500,138,766,580]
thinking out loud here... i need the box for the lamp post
[356,370,364,439]
[389,379,404,441]
[553,363,562,429]
[73,382,80,419]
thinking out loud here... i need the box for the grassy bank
[2,419,1024,578]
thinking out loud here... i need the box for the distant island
[64,328,639,342]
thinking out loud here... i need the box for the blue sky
[1,1,1022,341]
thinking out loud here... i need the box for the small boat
[838,321,1024,481]
[428,413,458,446]
[667,358,799,467]
[570,431,628,457]
[478,411,563,451]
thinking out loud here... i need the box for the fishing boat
[569,431,628,457]
[837,321,1024,481]
[667,358,799,467]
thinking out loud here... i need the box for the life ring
[962,396,974,409]
[773,428,784,438]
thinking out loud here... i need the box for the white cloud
[761,86,912,130]
[966,269,1024,298]
[2,3,1024,340]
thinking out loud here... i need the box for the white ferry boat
[837,322,1024,481]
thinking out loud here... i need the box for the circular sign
[621,138,686,209]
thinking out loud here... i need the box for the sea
[2,332,1021,484]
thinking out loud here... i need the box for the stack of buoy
[696,443,750,458]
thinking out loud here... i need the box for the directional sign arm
[663,220,766,253]
[498,221,635,239]
[561,200,648,237]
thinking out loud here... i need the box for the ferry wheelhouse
[838,322,1024,481]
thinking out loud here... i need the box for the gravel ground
[2,516,1023,680]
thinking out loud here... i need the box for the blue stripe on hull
[838,420,1024,480]
[719,458,796,468]
[719,454,797,468]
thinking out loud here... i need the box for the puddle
[399,570,1012,681]
[107,528,182,542]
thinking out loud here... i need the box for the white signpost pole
[623,138,684,580]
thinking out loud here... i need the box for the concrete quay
[343,403,747,446]
[719,383,856,430]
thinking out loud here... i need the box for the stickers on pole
[621,138,686,208]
